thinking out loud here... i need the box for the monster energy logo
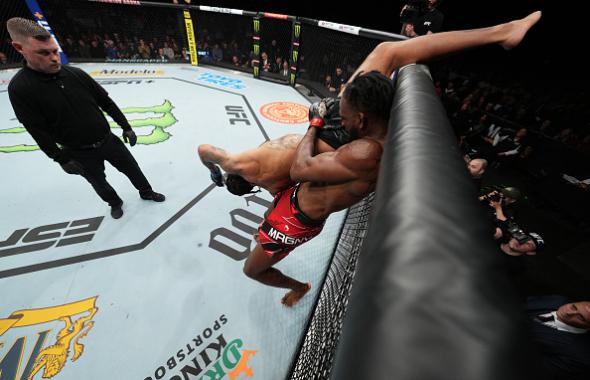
[294,23,301,39]
[0,100,177,153]
[292,50,298,63]
[290,73,296,85]
[253,19,260,33]
[253,66,259,78]
[253,44,259,56]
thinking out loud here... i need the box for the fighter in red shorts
[199,11,542,306]
[198,98,344,307]
[257,183,325,259]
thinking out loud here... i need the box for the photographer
[480,186,522,222]
[400,0,444,37]
[480,186,541,255]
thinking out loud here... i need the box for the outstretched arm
[290,127,374,184]
[198,144,239,173]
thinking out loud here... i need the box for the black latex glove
[210,165,224,187]
[122,129,137,146]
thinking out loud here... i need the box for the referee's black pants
[65,133,152,207]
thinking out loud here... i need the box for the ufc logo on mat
[0,217,104,257]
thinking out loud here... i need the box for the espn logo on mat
[0,217,104,257]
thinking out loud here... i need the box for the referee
[6,18,165,219]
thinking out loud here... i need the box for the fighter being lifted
[199,11,542,306]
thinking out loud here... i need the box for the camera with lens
[400,0,430,23]
[502,220,532,244]
[480,185,504,203]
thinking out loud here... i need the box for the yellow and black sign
[183,10,198,66]
[0,297,98,380]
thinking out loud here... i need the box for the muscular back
[232,134,336,194]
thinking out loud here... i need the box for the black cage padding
[332,64,533,380]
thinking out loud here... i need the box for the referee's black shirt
[8,63,132,163]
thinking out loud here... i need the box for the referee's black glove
[60,160,85,176]
[122,129,137,146]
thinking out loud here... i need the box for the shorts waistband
[290,183,325,227]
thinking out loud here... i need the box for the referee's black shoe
[140,191,166,202]
[111,202,123,219]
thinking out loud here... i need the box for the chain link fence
[290,193,375,380]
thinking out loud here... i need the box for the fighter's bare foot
[501,11,542,50]
[281,283,311,307]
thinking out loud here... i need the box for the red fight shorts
[258,184,325,259]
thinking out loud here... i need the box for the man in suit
[526,295,590,380]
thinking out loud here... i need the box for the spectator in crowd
[163,42,175,60]
[104,40,118,59]
[280,60,289,77]
[77,39,91,58]
[275,56,283,73]
[137,39,150,59]
[466,157,487,189]
[297,55,307,79]
[0,52,7,65]
[181,47,190,61]
[333,66,347,92]
[495,127,532,167]
[211,43,223,62]
[324,74,337,94]
[156,47,167,61]
[63,37,79,57]
[268,39,279,61]
[401,0,444,37]
[261,51,273,72]
[148,41,158,58]
[526,295,590,380]
[89,40,104,58]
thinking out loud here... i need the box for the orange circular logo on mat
[260,102,308,124]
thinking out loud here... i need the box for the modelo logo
[0,216,104,257]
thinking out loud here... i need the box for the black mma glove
[122,129,137,146]
[60,160,85,176]
[210,165,224,187]
[308,97,341,129]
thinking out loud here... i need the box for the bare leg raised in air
[343,11,542,90]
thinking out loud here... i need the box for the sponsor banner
[88,69,164,77]
[105,58,170,64]
[0,297,98,380]
[91,0,140,4]
[199,6,244,15]
[183,10,198,66]
[1,100,176,153]
[318,20,361,35]
[197,72,246,90]
[263,12,289,20]
[24,0,68,64]
[143,314,259,380]
[260,102,308,124]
